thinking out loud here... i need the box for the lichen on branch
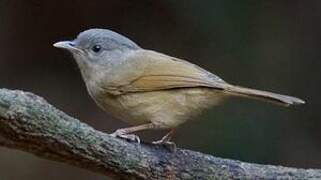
[0,89,319,180]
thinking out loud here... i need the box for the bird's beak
[53,41,82,53]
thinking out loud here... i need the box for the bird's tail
[223,84,305,106]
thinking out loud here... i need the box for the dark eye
[91,45,101,53]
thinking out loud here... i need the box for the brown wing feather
[117,50,227,92]
[102,50,304,106]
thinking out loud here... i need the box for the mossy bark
[0,89,319,179]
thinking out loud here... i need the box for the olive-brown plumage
[54,28,305,144]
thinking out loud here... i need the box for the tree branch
[0,89,319,179]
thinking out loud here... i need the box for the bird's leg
[152,129,176,148]
[110,123,154,143]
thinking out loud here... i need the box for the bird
[53,28,305,145]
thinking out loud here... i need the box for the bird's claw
[152,140,176,152]
[110,131,141,144]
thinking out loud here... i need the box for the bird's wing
[104,50,229,94]
[100,50,305,106]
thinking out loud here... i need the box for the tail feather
[223,85,305,106]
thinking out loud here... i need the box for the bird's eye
[91,45,101,53]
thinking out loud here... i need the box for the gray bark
[0,88,319,179]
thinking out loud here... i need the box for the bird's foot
[110,130,141,143]
[152,140,176,152]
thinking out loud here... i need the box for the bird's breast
[88,87,227,128]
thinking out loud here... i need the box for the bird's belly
[98,88,226,128]
[92,93,149,125]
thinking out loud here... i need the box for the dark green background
[0,1,320,179]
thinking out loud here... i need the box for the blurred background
[0,0,320,179]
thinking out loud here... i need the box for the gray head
[54,28,141,79]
